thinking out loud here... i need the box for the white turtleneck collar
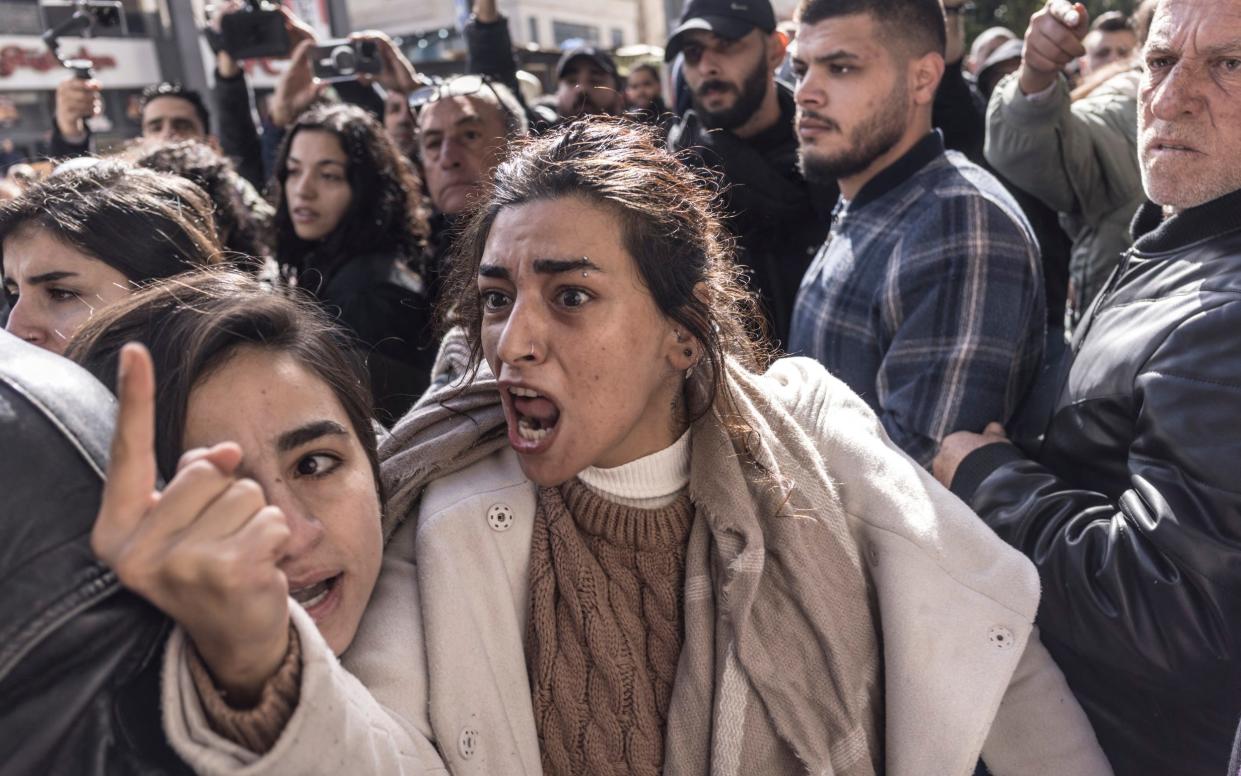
[577,429,691,510]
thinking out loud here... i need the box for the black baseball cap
[556,46,620,81]
[665,0,777,62]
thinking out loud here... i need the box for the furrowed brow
[276,420,349,452]
[815,50,862,64]
[1202,42,1241,60]
[532,257,603,275]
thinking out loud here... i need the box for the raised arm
[465,0,522,100]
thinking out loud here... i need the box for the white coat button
[988,626,1015,649]
[487,503,514,531]
[459,727,480,759]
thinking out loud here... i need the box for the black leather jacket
[951,189,1241,776]
[0,332,188,775]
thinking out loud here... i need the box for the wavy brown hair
[0,161,222,282]
[440,116,770,423]
[131,139,269,263]
[66,269,380,489]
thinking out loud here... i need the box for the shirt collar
[850,130,945,211]
[1131,186,1241,255]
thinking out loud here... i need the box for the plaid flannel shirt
[789,132,1045,466]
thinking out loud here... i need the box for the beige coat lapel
[416,450,540,775]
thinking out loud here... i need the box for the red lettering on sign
[0,44,119,78]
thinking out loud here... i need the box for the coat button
[988,626,1015,649]
[487,503,514,531]
[459,727,480,759]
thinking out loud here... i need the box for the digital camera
[219,0,290,60]
[311,38,382,82]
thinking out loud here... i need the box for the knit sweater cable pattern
[527,477,694,776]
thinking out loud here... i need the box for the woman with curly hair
[130,139,274,267]
[272,102,435,423]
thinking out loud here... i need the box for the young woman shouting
[137,122,1110,775]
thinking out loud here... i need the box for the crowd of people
[2,0,1240,773]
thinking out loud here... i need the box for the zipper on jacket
[1071,249,1133,352]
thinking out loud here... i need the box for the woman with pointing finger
[94,121,1116,776]
[70,270,386,717]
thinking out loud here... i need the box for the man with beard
[934,0,1241,771]
[787,0,1045,468]
[665,0,838,345]
[553,47,626,121]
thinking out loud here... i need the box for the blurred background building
[0,0,1142,170]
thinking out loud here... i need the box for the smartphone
[311,39,382,83]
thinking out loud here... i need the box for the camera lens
[330,44,356,74]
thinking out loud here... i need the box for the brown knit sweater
[527,478,695,776]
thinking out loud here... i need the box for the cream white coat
[163,359,1112,776]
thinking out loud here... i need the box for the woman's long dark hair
[0,161,223,282]
[67,269,381,490]
[441,117,770,425]
[271,103,426,282]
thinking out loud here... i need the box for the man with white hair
[935,1,1241,772]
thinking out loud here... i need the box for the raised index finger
[99,343,159,535]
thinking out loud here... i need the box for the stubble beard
[799,76,910,186]
[1138,113,1241,212]
[694,51,771,132]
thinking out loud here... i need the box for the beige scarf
[664,363,884,776]
[379,333,884,775]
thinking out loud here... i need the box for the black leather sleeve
[213,68,267,189]
[966,298,1241,692]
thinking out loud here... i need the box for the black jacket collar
[1131,186,1241,255]
[851,131,945,210]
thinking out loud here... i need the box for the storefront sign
[0,36,160,89]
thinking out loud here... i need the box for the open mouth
[506,385,561,452]
[290,574,341,614]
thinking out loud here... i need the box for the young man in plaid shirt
[787,0,1045,467]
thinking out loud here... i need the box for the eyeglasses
[409,74,500,110]
[943,2,976,15]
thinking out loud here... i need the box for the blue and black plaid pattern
[789,150,1045,467]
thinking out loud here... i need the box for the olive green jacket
[985,69,1144,325]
